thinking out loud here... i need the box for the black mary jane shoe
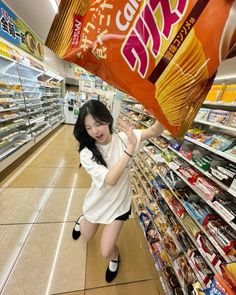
[72,215,82,240]
[105,256,120,283]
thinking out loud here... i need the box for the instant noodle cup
[46,0,236,138]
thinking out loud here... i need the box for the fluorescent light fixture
[50,0,58,13]
[214,74,236,81]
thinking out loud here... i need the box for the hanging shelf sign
[0,0,44,61]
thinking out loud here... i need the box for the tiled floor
[0,125,164,295]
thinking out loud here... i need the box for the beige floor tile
[85,219,158,289]
[53,168,91,188]
[59,291,84,295]
[0,187,6,195]
[39,145,71,156]
[37,188,88,223]
[63,153,81,168]
[28,153,69,168]
[0,224,32,292]
[0,188,50,224]
[8,167,60,188]
[1,223,87,295]
[85,279,163,295]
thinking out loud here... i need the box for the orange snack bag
[46,0,236,137]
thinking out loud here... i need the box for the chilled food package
[208,109,230,125]
[227,112,236,127]
[195,108,211,121]
[46,0,236,137]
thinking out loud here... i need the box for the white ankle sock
[109,256,119,272]
[74,215,84,231]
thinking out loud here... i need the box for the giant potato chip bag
[46,0,236,137]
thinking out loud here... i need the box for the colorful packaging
[195,108,211,121]
[225,145,236,158]
[205,84,226,102]
[227,112,236,127]
[208,110,230,125]
[221,84,236,103]
[46,0,236,137]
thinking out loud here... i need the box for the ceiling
[4,0,61,42]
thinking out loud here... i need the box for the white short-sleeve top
[80,129,142,224]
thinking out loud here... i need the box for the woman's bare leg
[80,217,99,242]
[100,220,124,259]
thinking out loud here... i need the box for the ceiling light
[214,74,236,81]
[50,0,58,13]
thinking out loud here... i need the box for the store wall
[43,46,65,76]
[217,56,236,78]
[64,62,77,78]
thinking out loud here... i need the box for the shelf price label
[212,201,235,222]
[168,161,179,171]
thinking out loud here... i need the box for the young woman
[72,99,164,283]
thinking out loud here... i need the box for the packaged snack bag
[46,0,236,137]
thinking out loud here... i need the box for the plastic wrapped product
[46,0,236,137]
[208,109,230,125]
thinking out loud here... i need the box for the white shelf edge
[203,102,236,107]
[194,119,236,133]
[33,127,52,143]
[0,140,34,173]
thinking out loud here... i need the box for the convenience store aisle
[0,125,163,295]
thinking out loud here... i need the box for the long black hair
[74,100,113,167]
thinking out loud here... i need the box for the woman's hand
[118,119,137,152]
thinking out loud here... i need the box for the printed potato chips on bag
[46,0,236,137]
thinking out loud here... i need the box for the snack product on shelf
[46,0,236,137]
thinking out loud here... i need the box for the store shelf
[168,146,236,198]
[136,161,215,280]
[7,62,43,79]
[0,121,26,135]
[184,136,236,164]
[168,163,236,232]
[134,165,209,289]
[161,131,236,165]
[120,110,150,128]
[34,127,53,143]
[122,104,155,119]
[52,119,65,129]
[0,115,23,123]
[150,137,236,198]
[132,169,188,294]
[203,101,236,110]
[26,116,45,125]
[133,160,153,188]
[121,91,236,292]
[122,98,137,103]
[134,216,173,295]
[0,107,22,113]
[194,119,236,133]
[0,50,65,172]
[0,139,34,172]
[141,146,234,263]
[154,182,217,275]
[146,140,236,234]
